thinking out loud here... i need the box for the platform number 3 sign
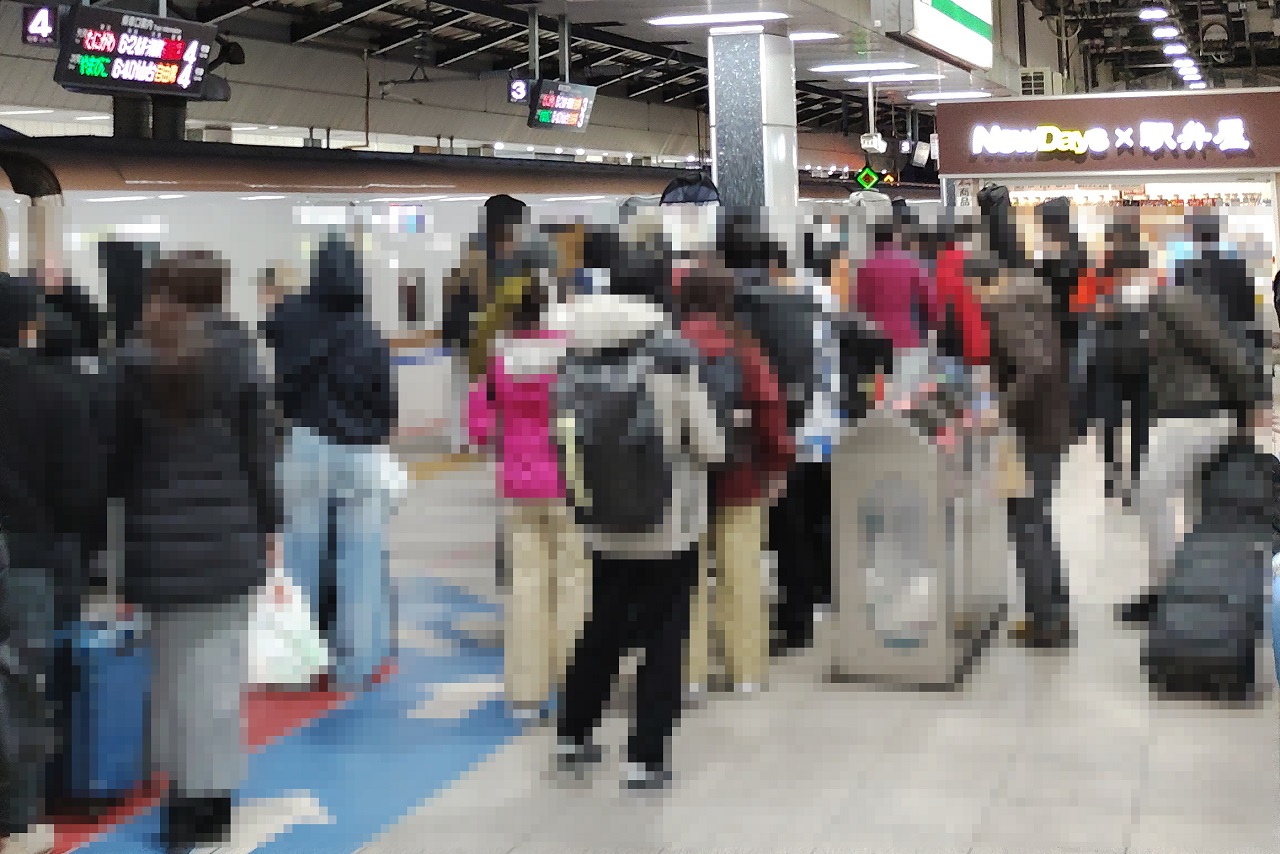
[22,5,60,48]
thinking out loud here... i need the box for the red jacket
[679,314,795,507]
[935,246,991,366]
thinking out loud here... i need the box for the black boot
[164,796,198,854]
[188,796,233,847]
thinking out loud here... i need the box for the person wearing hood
[110,252,280,854]
[467,275,587,721]
[0,275,99,854]
[544,251,726,791]
[264,234,396,692]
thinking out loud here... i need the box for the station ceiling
[157,0,956,136]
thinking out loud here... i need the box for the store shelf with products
[1007,180,1272,209]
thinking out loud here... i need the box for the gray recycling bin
[826,409,1009,689]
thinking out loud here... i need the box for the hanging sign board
[527,80,597,132]
[507,78,532,104]
[871,0,994,70]
[53,5,217,99]
[22,4,61,48]
[935,90,1280,175]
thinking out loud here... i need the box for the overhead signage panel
[22,5,61,48]
[934,91,1280,175]
[508,78,531,104]
[53,5,217,99]
[909,0,993,69]
[527,80,597,132]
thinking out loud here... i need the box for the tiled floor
[361,433,1279,854]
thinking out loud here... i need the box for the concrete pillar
[707,28,798,209]
[152,96,188,142]
[112,95,151,140]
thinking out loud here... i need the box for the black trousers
[769,461,832,646]
[1096,365,1151,488]
[1007,449,1071,630]
[558,548,698,768]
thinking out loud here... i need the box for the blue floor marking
[76,576,520,854]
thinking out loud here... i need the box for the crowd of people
[444,191,1277,791]
[0,187,1274,853]
[0,237,397,854]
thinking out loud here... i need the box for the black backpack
[555,331,695,534]
[733,281,820,435]
[660,173,720,206]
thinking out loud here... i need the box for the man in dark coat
[264,235,397,692]
[0,274,98,854]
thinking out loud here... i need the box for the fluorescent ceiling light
[494,141,504,150]
[906,90,991,101]
[1189,81,1207,89]
[848,73,944,84]
[0,109,53,116]
[233,125,259,131]
[1139,7,1169,21]
[554,147,564,154]
[75,115,111,121]
[526,145,535,152]
[86,196,150,203]
[790,31,838,41]
[1178,65,1200,77]
[812,61,916,73]
[545,195,606,202]
[647,12,787,26]
[1163,43,1188,55]
[1173,57,1195,67]
[1151,25,1179,38]
[157,194,185,200]
[575,147,586,155]
[240,195,285,200]
[710,24,763,35]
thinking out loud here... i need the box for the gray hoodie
[544,293,726,559]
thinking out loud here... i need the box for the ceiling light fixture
[1151,25,1179,38]
[0,109,53,116]
[1181,70,1202,80]
[554,147,564,154]
[1173,57,1195,67]
[526,145,535,152]
[710,24,764,35]
[812,61,917,73]
[1163,43,1188,55]
[74,115,111,121]
[906,90,991,101]
[494,141,504,150]
[1139,6,1169,21]
[240,195,286,201]
[789,31,839,41]
[1189,81,1207,89]
[575,147,586,155]
[86,196,150,203]
[848,73,945,84]
[647,12,788,26]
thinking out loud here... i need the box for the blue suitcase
[62,618,150,797]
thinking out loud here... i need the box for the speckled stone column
[708,29,798,209]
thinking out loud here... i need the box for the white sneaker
[1,824,54,854]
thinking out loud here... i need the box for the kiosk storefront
[934,89,1280,296]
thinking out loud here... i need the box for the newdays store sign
[972,118,1251,158]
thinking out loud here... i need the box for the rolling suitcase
[62,612,150,797]
[1143,441,1272,700]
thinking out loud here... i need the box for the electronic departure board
[53,5,217,99]
[527,80,597,132]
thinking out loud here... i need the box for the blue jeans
[280,427,391,689]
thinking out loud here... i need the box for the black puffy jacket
[112,314,281,609]
[263,237,395,446]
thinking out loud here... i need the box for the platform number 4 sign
[23,5,60,48]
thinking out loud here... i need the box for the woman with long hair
[113,251,280,854]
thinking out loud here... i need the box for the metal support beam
[437,29,523,66]
[372,11,474,57]
[630,68,700,98]
[511,46,559,72]
[527,5,540,79]
[595,61,668,88]
[292,0,398,44]
[663,82,707,103]
[558,15,570,81]
[196,0,270,25]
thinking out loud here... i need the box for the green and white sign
[910,0,993,69]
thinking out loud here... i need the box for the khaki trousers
[686,502,768,688]
[504,499,590,706]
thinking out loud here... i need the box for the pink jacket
[467,330,569,501]
[854,248,943,351]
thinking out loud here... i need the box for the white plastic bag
[377,447,411,510]
[248,568,331,687]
